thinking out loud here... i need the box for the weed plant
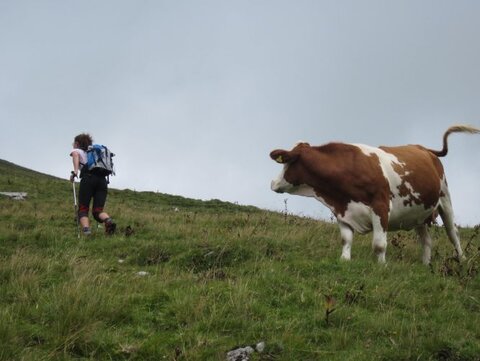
[0,159,479,360]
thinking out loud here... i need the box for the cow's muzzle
[271,180,286,193]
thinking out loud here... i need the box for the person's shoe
[82,227,92,236]
[105,219,116,235]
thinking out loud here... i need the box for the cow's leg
[372,215,388,264]
[438,194,464,260]
[338,221,354,260]
[416,224,432,265]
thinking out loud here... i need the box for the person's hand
[70,171,77,183]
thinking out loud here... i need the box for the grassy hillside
[1,159,479,360]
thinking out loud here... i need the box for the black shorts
[78,173,108,217]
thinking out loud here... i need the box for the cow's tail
[428,125,480,157]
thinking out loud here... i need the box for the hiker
[70,133,116,236]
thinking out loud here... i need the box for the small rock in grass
[226,342,265,361]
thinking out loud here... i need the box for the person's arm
[70,151,80,182]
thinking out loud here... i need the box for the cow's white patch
[371,213,388,263]
[401,181,422,200]
[337,201,373,234]
[353,143,405,197]
[338,221,354,260]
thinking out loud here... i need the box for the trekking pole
[72,181,80,239]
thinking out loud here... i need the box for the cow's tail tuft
[428,124,480,157]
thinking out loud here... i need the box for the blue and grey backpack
[85,144,115,177]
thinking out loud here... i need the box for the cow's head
[270,142,311,194]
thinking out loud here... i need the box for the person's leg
[91,176,116,234]
[78,176,93,235]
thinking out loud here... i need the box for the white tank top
[70,148,87,170]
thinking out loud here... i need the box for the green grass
[1,159,480,360]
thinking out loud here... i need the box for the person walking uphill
[70,133,116,236]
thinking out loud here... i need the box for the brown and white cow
[270,125,479,264]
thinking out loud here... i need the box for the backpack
[85,144,115,177]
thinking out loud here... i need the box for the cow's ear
[270,149,299,164]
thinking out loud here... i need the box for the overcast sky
[1,1,479,226]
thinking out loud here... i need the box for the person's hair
[74,133,93,151]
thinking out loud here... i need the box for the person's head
[73,133,93,151]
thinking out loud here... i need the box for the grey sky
[1,1,479,226]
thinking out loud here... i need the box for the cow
[270,125,479,264]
